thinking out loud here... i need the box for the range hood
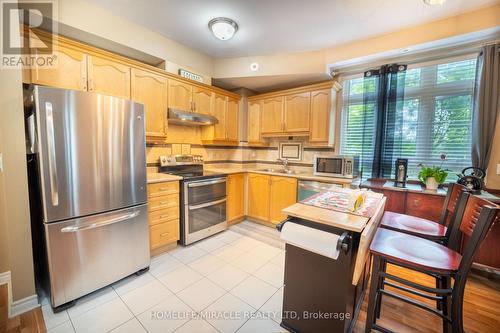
[168,108,218,126]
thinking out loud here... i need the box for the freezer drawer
[44,204,150,307]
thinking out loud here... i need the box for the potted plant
[418,154,449,190]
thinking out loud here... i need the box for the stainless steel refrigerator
[25,85,150,309]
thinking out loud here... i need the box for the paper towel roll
[280,222,341,260]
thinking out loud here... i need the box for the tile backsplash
[146,138,335,168]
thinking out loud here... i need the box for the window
[340,57,477,180]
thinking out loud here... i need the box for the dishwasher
[297,180,344,201]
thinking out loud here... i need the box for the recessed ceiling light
[400,47,411,53]
[250,62,259,71]
[423,0,446,5]
[208,17,238,41]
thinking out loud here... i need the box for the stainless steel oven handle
[188,198,226,210]
[45,102,59,206]
[187,178,226,188]
[60,211,140,233]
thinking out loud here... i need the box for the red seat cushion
[380,212,447,240]
[370,228,462,273]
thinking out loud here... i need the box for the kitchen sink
[257,168,301,174]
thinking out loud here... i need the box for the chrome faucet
[277,158,289,172]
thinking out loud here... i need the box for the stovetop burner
[158,154,226,181]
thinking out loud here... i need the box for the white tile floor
[43,224,289,333]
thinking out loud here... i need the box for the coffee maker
[394,158,408,187]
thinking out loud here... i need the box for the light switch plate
[0,153,3,172]
[497,163,500,175]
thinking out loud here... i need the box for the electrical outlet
[497,163,500,175]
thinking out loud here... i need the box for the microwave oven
[313,155,359,178]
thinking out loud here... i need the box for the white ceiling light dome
[423,0,446,5]
[208,17,238,41]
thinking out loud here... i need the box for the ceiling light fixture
[208,17,238,41]
[423,0,446,5]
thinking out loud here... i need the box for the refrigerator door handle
[60,211,140,233]
[45,102,59,206]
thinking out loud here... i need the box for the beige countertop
[282,203,369,233]
[146,173,182,184]
[204,166,357,184]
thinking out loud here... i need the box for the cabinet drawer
[148,206,180,226]
[150,220,179,249]
[405,193,444,222]
[148,182,179,198]
[148,194,179,212]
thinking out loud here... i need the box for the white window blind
[340,56,477,181]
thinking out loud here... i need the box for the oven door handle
[188,198,226,210]
[188,178,226,188]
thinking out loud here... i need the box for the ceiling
[86,0,498,58]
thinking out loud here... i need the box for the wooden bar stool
[365,193,500,333]
[380,183,468,243]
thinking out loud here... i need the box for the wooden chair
[365,193,500,333]
[380,183,468,243]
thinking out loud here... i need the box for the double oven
[159,155,227,245]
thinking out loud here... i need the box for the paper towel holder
[276,219,351,254]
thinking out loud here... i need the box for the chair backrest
[439,183,469,226]
[456,195,499,272]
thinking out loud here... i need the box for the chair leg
[436,276,442,311]
[451,277,465,333]
[375,260,387,319]
[441,277,450,333]
[365,256,382,333]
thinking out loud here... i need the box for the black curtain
[364,64,407,178]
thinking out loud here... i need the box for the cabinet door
[131,68,168,142]
[168,79,192,111]
[248,101,262,143]
[247,174,270,221]
[227,173,245,222]
[87,55,131,98]
[31,44,87,91]
[226,98,239,141]
[309,89,331,143]
[261,97,284,134]
[284,92,310,132]
[192,86,213,115]
[213,94,227,140]
[269,176,297,224]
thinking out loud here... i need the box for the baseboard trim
[10,294,39,317]
[0,271,12,318]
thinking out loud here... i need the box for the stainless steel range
[159,155,227,245]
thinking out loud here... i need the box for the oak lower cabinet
[227,173,245,223]
[131,68,168,142]
[247,173,298,225]
[269,176,298,224]
[147,181,180,254]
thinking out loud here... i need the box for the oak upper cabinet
[309,89,332,143]
[213,94,227,140]
[30,44,88,91]
[227,173,245,222]
[192,86,213,115]
[269,176,298,224]
[131,68,168,142]
[261,96,284,134]
[247,174,271,221]
[284,92,310,133]
[168,78,193,111]
[226,97,239,141]
[248,101,265,145]
[87,55,131,99]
